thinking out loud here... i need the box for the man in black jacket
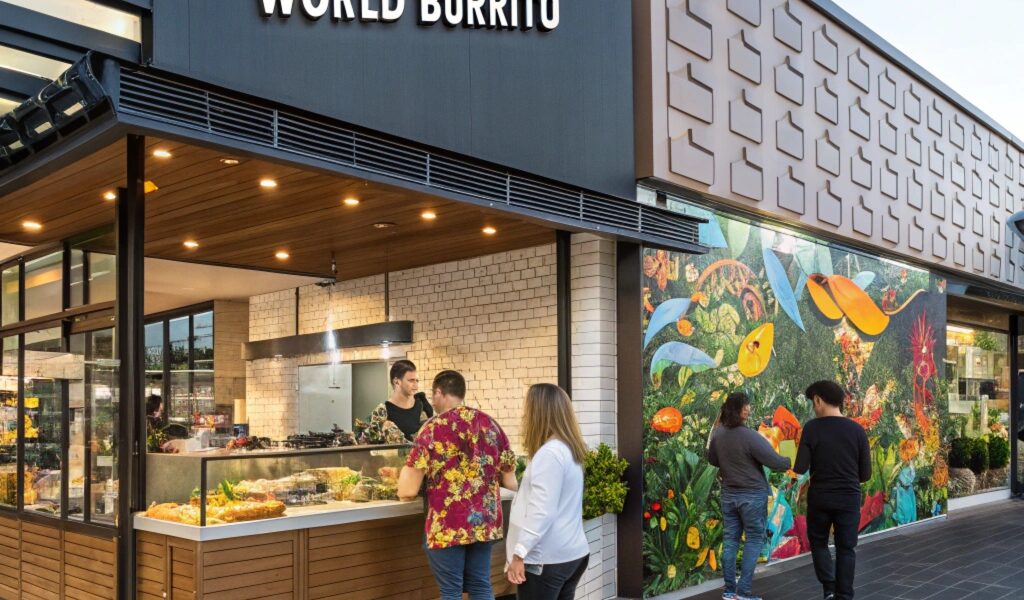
[794,380,872,600]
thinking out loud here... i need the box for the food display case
[142,444,409,527]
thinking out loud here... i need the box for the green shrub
[948,438,973,469]
[969,438,989,474]
[987,435,1010,470]
[583,443,629,521]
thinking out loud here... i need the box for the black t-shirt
[384,397,433,440]
[794,416,872,496]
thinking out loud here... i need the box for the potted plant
[583,443,629,521]
[947,437,976,497]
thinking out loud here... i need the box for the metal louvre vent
[116,69,704,251]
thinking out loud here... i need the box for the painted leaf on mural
[650,342,718,385]
[853,271,877,290]
[725,220,751,258]
[762,248,805,331]
[644,298,693,348]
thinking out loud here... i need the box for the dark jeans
[807,492,861,600]
[721,488,769,596]
[424,540,495,600]
[516,555,589,600]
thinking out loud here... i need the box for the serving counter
[135,445,515,599]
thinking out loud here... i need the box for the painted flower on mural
[859,492,886,532]
[911,314,937,435]
[932,456,949,488]
[644,250,679,291]
[685,263,699,283]
[899,439,919,463]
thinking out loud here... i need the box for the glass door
[22,327,66,517]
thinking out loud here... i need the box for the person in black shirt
[794,380,871,600]
[376,360,433,440]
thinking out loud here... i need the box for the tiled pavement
[687,499,1024,600]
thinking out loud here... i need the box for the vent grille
[117,69,704,251]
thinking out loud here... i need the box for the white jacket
[506,439,590,566]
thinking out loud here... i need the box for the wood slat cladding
[63,531,117,600]
[136,531,168,600]
[0,514,20,600]
[0,516,117,600]
[0,139,555,279]
[139,515,515,600]
[200,531,299,600]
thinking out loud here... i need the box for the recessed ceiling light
[152,149,172,159]
[183,240,199,249]
[22,221,42,232]
[260,179,278,189]
[103,191,117,201]
[343,197,360,206]
[373,222,396,229]
[275,251,290,260]
[219,158,241,166]
[421,211,437,220]
[482,226,497,235]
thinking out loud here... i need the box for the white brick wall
[571,234,618,600]
[246,238,620,599]
[247,244,559,447]
[249,288,297,341]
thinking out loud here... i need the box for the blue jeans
[424,540,495,600]
[721,489,769,596]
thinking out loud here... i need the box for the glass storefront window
[88,253,116,304]
[0,1,142,43]
[22,327,64,516]
[69,329,118,523]
[1,265,18,326]
[24,251,63,321]
[69,249,85,307]
[945,325,1011,496]
[1,336,18,508]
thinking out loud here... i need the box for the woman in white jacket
[506,384,591,599]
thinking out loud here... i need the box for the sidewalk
[687,499,1024,600]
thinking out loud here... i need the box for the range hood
[241,320,413,360]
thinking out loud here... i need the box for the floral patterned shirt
[407,405,516,549]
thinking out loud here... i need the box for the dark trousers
[807,492,861,600]
[516,555,589,600]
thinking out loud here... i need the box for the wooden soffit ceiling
[0,138,555,278]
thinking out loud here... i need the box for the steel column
[556,231,573,395]
[116,134,145,600]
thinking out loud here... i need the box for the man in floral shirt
[398,370,518,600]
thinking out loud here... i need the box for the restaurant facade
[0,2,1021,600]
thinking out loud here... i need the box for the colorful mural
[641,211,948,596]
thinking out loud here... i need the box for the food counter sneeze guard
[138,444,411,537]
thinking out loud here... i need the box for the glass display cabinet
[144,444,410,526]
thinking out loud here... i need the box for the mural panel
[641,210,947,596]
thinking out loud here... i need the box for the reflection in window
[69,329,118,523]
[23,328,64,516]
[0,336,18,508]
[0,1,141,42]
[24,251,63,321]
[88,253,116,304]
[945,325,1011,496]
[1,265,17,326]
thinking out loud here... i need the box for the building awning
[0,55,708,255]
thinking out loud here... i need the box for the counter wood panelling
[137,516,515,600]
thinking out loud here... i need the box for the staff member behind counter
[373,360,433,441]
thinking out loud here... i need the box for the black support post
[116,134,145,600]
[615,241,643,599]
[556,231,572,394]
[1011,314,1022,497]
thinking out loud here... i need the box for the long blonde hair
[522,383,588,464]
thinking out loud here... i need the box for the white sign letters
[259,0,560,31]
